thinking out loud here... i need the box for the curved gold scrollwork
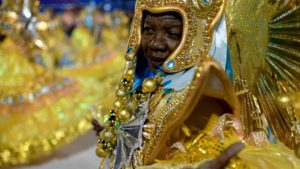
[189,0,222,19]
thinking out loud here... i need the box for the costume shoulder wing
[227,1,300,148]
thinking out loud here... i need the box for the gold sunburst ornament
[227,0,300,149]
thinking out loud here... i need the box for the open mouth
[146,54,167,67]
[148,59,164,68]
[150,56,165,62]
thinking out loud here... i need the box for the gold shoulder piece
[142,57,240,164]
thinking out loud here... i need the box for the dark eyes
[143,25,182,39]
[166,29,182,39]
[143,25,154,34]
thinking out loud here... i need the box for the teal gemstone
[163,80,172,87]
[126,48,133,54]
[164,88,174,94]
[166,60,175,69]
[114,122,122,130]
[202,0,210,5]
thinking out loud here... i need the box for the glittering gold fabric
[0,37,124,167]
[225,0,278,90]
[138,113,300,169]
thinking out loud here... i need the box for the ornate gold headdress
[124,0,224,73]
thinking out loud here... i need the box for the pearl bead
[118,108,131,122]
[142,78,157,93]
[101,129,115,142]
[96,147,109,157]
[113,99,123,109]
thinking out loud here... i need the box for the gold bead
[143,132,151,140]
[206,36,211,41]
[207,17,212,23]
[116,88,126,97]
[125,54,135,61]
[142,78,157,93]
[96,147,110,158]
[216,0,223,6]
[143,123,155,135]
[204,24,210,30]
[126,69,135,77]
[277,94,290,106]
[127,100,139,112]
[106,142,113,150]
[113,99,123,109]
[118,108,132,122]
[100,129,115,142]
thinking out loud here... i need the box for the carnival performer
[93,0,300,169]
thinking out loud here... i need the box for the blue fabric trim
[225,45,233,81]
[163,80,172,88]
[267,127,277,144]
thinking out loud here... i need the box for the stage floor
[8,131,100,169]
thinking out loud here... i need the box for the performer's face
[141,12,182,69]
